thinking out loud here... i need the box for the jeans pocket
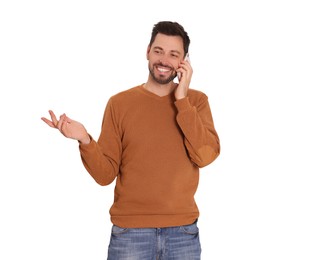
[179,222,199,235]
[111,225,129,235]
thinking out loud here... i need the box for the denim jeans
[107,221,201,260]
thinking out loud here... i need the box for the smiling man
[42,21,220,260]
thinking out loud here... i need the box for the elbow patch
[194,145,219,167]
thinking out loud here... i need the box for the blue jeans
[107,221,201,260]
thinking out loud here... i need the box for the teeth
[158,67,170,72]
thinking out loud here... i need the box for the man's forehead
[152,34,184,53]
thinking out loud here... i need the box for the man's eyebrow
[153,46,181,55]
[153,46,163,51]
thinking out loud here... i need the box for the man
[42,21,220,260]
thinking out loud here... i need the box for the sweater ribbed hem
[110,212,199,228]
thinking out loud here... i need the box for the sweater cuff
[79,134,95,151]
[174,97,192,112]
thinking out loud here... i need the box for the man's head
[147,21,190,85]
[149,21,190,57]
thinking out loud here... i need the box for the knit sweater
[79,84,220,228]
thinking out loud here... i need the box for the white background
[1,0,312,259]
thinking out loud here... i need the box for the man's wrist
[79,135,91,145]
[175,94,186,100]
[174,97,191,111]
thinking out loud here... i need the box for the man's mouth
[156,65,172,74]
[149,63,176,84]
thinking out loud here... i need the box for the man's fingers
[57,114,66,131]
[63,114,72,124]
[42,111,73,136]
[41,117,56,128]
[49,110,58,126]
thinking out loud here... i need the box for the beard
[148,63,177,84]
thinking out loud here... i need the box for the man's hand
[175,58,193,100]
[41,110,90,144]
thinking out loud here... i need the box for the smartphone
[177,53,190,81]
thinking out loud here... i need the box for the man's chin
[155,75,176,85]
[149,68,176,84]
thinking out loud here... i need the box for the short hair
[149,21,190,56]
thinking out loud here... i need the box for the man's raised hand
[41,110,90,144]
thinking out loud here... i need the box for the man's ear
[146,45,151,60]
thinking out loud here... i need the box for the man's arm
[79,98,122,185]
[175,94,220,167]
[41,106,121,185]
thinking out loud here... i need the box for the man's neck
[144,80,177,97]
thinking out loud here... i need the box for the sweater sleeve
[79,98,122,185]
[175,95,220,168]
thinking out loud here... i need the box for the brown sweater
[79,84,220,228]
